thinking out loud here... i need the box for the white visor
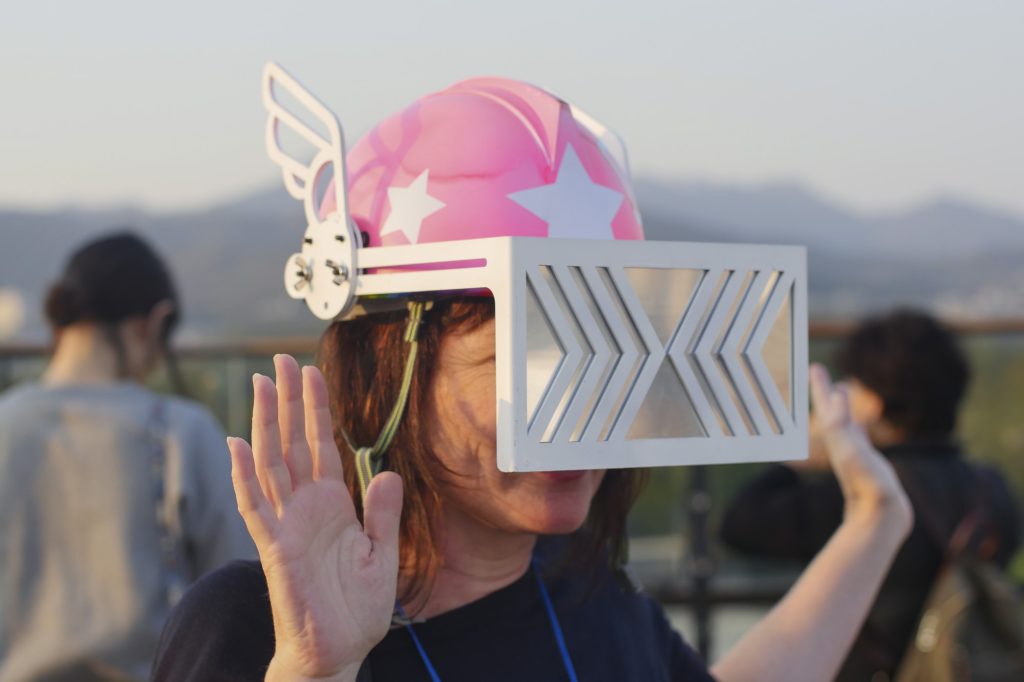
[262,62,809,472]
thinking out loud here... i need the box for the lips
[536,470,587,483]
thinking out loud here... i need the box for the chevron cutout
[524,265,796,444]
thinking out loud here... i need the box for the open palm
[227,355,403,681]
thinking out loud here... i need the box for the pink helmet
[318,77,644,246]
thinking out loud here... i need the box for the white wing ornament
[262,62,360,320]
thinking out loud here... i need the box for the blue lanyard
[401,561,579,682]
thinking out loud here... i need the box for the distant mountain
[1,180,1022,342]
[0,192,322,342]
[638,180,1024,257]
[635,180,1024,318]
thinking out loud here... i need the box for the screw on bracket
[292,255,312,291]
[324,259,349,285]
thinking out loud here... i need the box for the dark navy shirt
[153,554,714,681]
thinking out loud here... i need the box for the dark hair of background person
[837,309,969,438]
[43,230,187,394]
[319,298,648,609]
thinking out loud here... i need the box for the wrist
[265,656,363,682]
[843,491,914,543]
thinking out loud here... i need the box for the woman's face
[426,318,606,535]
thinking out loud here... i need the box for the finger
[831,381,851,420]
[808,363,834,418]
[302,365,346,482]
[227,436,276,547]
[251,373,294,509]
[274,354,314,486]
[831,381,871,447]
[363,471,404,567]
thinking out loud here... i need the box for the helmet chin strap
[343,298,639,593]
[345,300,432,502]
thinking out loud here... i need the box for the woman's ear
[145,299,177,343]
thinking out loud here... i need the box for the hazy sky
[2,1,1022,215]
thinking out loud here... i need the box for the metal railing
[648,320,1024,660]
[2,318,1022,661]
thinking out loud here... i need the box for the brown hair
[318,297,647,606]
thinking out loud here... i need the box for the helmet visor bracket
[347,236,808,472]
[261,62,809,472]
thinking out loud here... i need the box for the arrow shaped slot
[691,270,753,436]
[525,265,591,443]
[524,277,565,428]
[579,266,645,443]
[707,270,762,437]
[666,268,726,439]
[744,270,796,432]
[733,270,785,435]
[551,266,620,443]
[720,270,777,436]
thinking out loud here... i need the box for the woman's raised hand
[710,372,916,682]
[227,354,403,682]
[809,363,912,531]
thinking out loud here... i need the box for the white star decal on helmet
[507,144,624,239]
[379,169,447,244]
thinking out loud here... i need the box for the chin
[519,484,596,534]
[536,515,590,535]
[518,513,589,536]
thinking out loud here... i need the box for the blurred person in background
[0,232,255,682]
[721,308,1020,681]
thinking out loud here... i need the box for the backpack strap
[899,461,994,562]
[146,398,190,607]
[858,460,979,674]
[892,460,1024,681]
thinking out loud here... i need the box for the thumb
[363,472,404,566]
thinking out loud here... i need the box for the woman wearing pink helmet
[153,73,912,681]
